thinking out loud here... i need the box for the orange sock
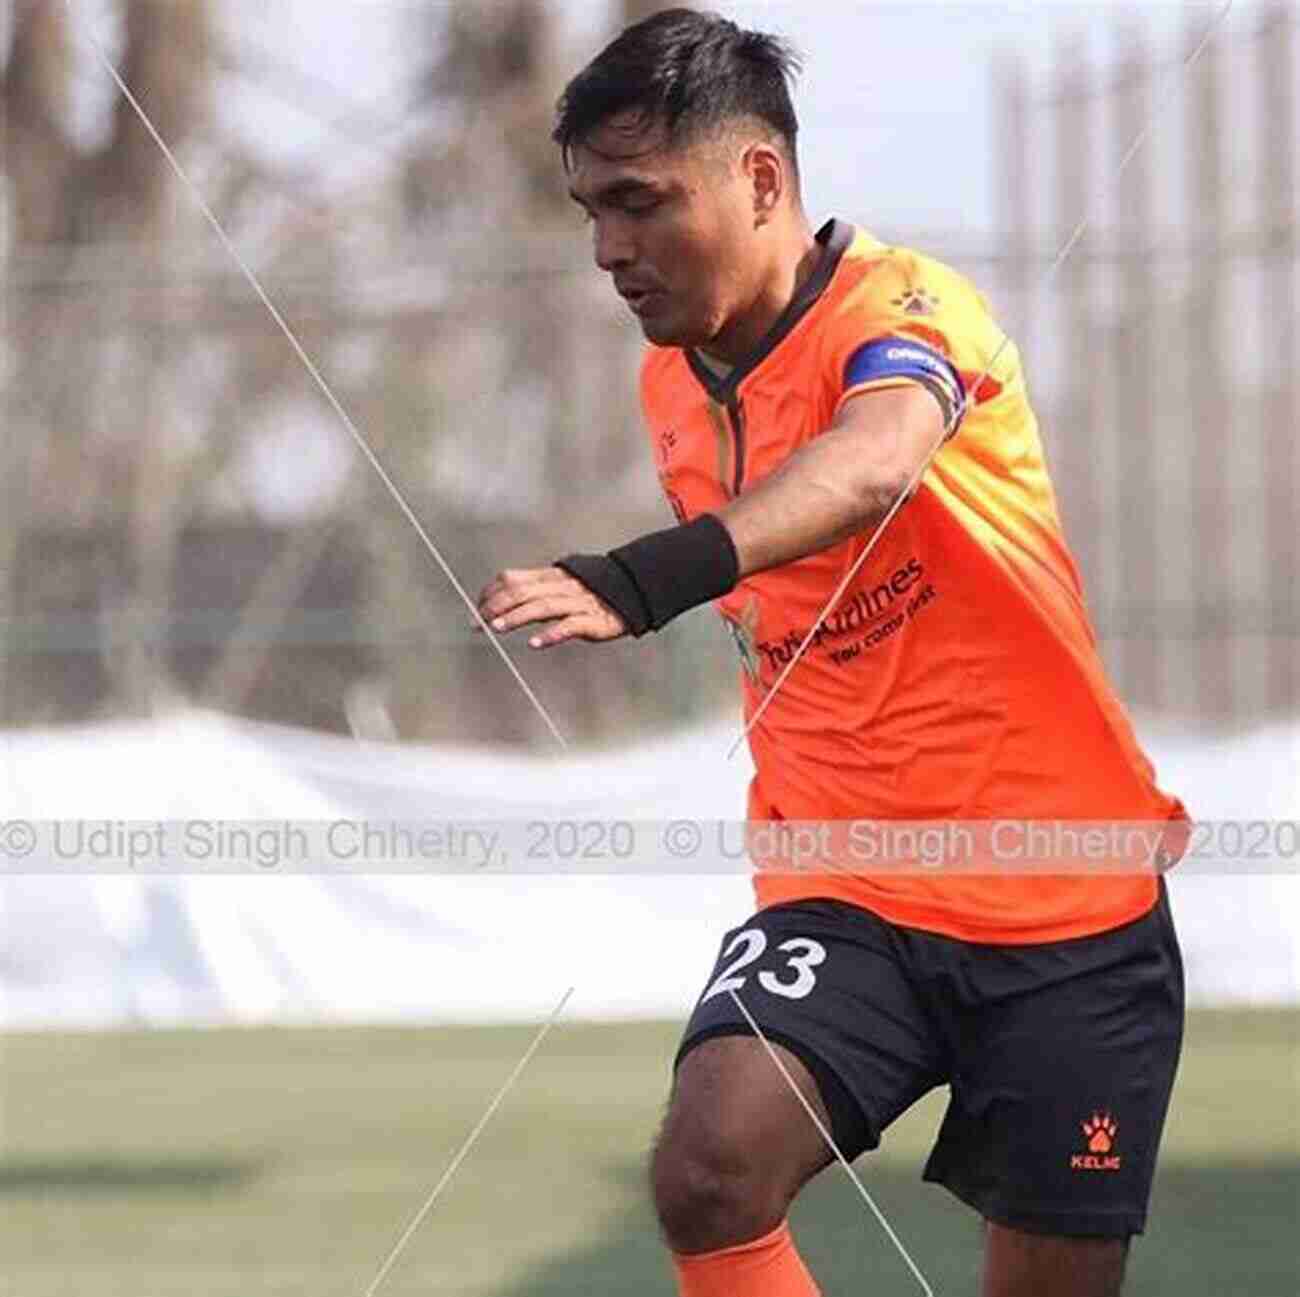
[671,1219,822,1297]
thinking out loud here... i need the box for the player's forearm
[550,392,926,638]
[717,433,906,578]
[550,444,907,639]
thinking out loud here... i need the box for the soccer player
[476,10,1187,1296]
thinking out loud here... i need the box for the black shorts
[675,879,1185,1239]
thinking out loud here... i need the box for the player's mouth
[617,285,663,316]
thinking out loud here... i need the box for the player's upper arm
[825,327,967,492]
[825,381,949,503]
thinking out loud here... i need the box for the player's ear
[746,141,784,227]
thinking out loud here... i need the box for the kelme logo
[1071,1112,1122,1172]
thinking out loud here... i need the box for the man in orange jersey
[477,10,1186,1296]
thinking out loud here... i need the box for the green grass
[1,1010,1295,1295]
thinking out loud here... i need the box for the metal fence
[986,6,1297,730]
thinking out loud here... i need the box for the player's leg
[652,1034,835,1251]
[981,1222,1129,1297]
[654,898,948,1297]
[922,878,1185,1297]
[650,1034,834,1293]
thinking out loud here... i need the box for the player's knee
[649,1127,781,1253]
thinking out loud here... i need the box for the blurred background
[2,0,1295,743]
[1,2,1297,1294]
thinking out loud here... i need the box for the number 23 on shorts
[700,928,828,1003]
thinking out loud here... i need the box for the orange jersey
[641,219,1187,943]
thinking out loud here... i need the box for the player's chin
[636,314,682,347]
[638,309,703,349]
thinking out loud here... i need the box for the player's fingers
[526,612,615,649]
[477,567,575,624]
[477,567,542,611]
[476,572,508,607]
[487,594,589,634]
[476,576,536,626]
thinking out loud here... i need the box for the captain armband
[842,336,967,438]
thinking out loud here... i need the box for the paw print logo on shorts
[1083,1113,1117,1153]
[1071,1112,1122,1171]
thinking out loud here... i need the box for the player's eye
[575,195,661,227]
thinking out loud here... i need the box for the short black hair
[553,8,802,171]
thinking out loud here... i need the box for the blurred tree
[1,0,728,743]
[2,3,73,722]
[2,0,75,244]
[3,0,209,244]
[364,0,693,746]
[3,1,213,717]
[1,1,358,726]
[350,0,728,748]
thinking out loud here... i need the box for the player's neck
[697,220,822,371]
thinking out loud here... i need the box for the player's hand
[475,566,628,648]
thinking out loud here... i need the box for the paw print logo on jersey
[1071,1113,1122,1172]
[890,286,940,316]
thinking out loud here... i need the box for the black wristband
[556,514,740,638]
[554,552,654,635]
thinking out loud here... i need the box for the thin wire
[360,987,575,1297]
[64,1,568,750]
[728,0,1235,760]
[728,989,934,1297]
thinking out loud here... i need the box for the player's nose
[592,218,635,273]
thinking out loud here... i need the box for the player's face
[567,113,763,351]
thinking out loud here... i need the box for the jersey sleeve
[822,249,976,438]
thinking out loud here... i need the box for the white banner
[1,710,1295,1028]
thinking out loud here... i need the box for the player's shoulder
[831,227,990,326]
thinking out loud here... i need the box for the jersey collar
[685,217,854,405]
